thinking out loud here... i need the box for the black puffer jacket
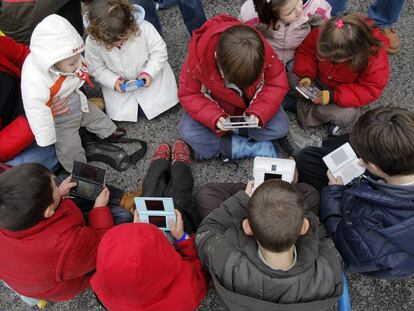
[196,190,343,311]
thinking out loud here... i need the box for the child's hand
[247,114,260,127]
[114,77,125,93]
[133,209,141,223]
[169,209,185,240]
[216,117,229,132]
[297,77,312,88]
[58,176,77,197]
[245,180,254,197]
[312,90,330,105]
[50,97,70,116]
[94,186,110,208]
[138,73,152,87]
[327,170,344,185]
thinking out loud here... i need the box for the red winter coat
[0,36,34,161]
[293,25,390,108]
[178,15,288,134]
[91,223,209,311]
[0,199,114,301]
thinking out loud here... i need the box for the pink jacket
[239,0,331,64]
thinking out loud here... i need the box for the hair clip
[335,19,344,29]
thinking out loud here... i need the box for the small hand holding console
[221,116,260,130]
[70,161,106,200]
[253,157,296,191]
[134,197,176,231]
[323,142,366,185]
[120,79,145,92]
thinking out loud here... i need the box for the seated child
[21,14,124,172]
[196,180,343,310]
[290,13,390,135]
[85,0,178,122]
[239,0,331,66]
[178,15,290,161]
[0,163,114,301]
[90,141,208,310]
[320,107,414,278]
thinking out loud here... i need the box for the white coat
[21,14,90,147]
[85,6,178,122]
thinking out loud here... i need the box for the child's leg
[54,117,86,172]
[297,101,360,127]
[81,101,116,139]
[142,159,171,197]
[294,183,320,216]
[247,107,290,141]
[178,112,222,160]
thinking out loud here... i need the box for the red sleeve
[245,51,289,127]
[0,36,30,78]
[178,60,227,133]
[175,235,199,260]
[88,207,115,232]
[333,48,389,107]
[0,115,34,162]
[293,28,319,81]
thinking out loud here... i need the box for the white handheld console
[253,157,296,191]
[134,197,176,231]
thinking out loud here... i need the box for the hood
[29,14,85,75]
[91,223,184,310]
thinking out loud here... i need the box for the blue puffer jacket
[321,176,414,279]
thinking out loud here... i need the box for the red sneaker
[151,143,171,162]
[172,139,191,165]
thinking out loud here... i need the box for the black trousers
[57,0,84,37]
[142,159,200,233]
[0,72,24,127]
[296,134,350,191]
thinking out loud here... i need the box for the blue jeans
[6,143,60,172]
[327,0,405,27]
[178,109,289,160]
[134,0,206,35]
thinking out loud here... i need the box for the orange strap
[46,76,67,107]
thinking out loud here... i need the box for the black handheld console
[70,161,105,201]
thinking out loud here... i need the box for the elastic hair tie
[335,19,344,29]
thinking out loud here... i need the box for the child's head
[317,13,382,71]
[0,163,61,231]
[54,53,82,73]
[253,0,304,28]
[244,180,309,252]
[86,0,138,49]
[351,107,414,178]
[216,25,265,88]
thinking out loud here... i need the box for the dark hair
[248,180,304,252]
[317,13,382,71]
[351,107,414,176]
[216,25,265,88]
[253,0,290,30]
[0,163,54,231]
[86,0,139,49]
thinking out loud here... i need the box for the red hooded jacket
[0,35,34,161]
[91,223,209,311]
[0,199,114,301]
[178,15,288,134]
[293,24,390,108]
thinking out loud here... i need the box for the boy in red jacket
[178,15,289,161]
[0,163,114,302]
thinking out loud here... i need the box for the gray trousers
[54,101,116,172]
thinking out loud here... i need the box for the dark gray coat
[196,190,343,311]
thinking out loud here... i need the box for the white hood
[30,14,85,75]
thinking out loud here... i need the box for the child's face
[279,0,304,24]
[54,53,81,73]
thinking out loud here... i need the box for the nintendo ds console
[253,157,296,191]
[70,161,105,201]
[120,79,145,92]
[295,83,321,102]
[221,116,259,129]
[134,197,176,231]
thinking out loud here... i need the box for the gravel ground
[1,0,413,310]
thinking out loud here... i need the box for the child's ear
[300,218,309,236]
[44,204,56,218]
[242,219,254,236]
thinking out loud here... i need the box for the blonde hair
[86,0,139,49]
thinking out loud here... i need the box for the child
[0,163,114,301]
[90,142,208,311]
[21,14,124,172]
[85,0,178,122]
[320,107,414,278]
[239,0,332,65]
[196,180,343,310]
[291,13,390,135]
[178,15,289,161]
